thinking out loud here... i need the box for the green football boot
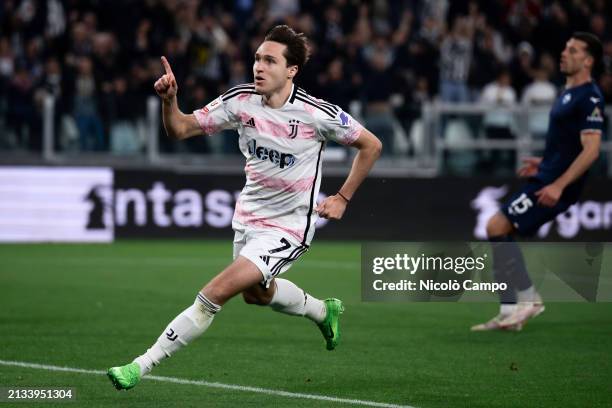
[107,362,141,390]
[317,298,344,350]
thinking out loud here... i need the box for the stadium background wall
[113,170,612,241]
[2,166,609,242]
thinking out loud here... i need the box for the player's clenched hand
[315,195,347,220]
[535,183,562,207]
[154,56,178,101]
[517,156,542,178]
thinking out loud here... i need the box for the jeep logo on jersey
[247,139,296,168]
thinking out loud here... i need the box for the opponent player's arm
[552,130,601,189]
[317,128,382,219]
[154,56,202,140]
[536,130,601,207]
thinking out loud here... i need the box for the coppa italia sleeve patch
[202,97,223,114]
[338,111,350,127]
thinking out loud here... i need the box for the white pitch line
[0,360,415,408]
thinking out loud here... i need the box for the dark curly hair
[264,25,310,75]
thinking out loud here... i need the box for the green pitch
[0,241,610,408]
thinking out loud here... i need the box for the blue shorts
[500,181,572,236]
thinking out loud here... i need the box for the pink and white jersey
[193,83,363,246]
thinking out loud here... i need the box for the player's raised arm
[154,56,201,140]
[316,128,382,220]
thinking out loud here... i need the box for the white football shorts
[233,224,309,287]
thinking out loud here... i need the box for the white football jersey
[193,83,363,246]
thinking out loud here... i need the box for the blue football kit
[502,81,605,235]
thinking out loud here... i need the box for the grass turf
[0,241,611,408]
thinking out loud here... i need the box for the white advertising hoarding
[0,167,114,242]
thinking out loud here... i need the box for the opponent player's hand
[154,56,178,101]
[517,157,542,178]
[535,183,562,207]
[315,194,347,220]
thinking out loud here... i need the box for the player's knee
[242,290,269,306]
[486,214,511,238]
[486,218,498,238]
[241,291,258,305]
[201,285,231,306]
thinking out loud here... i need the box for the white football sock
[517,285,540,303]
[500,303,517,316]
[269,278,326,323]
[133,292,220,377]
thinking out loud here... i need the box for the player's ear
[287,65,298,79]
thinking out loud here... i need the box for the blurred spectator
[470,27,503,96]
[589,14,609,43]
[73,56,104,151]
[39,57,62,103]
[227,59,248,88]
[509,42,535,96]
[479,69,517,174]
[395,36,438,99]
[267,0,299,21]
[600,72,612,104]
[403,76,432,157]
[163,36,188,87]
[504,0,541,45]
[6,63,37,149]
[233,0,255,27]
[0,37,14,80]
[0,37,14,140]
[602,40,612,103]
[45,0,66,40]
[362,36,395,155]
[37,56,64,149]
[180,83,212,154]
[319,58,353,112]
[480,70,517,133]
[21,37,45,83]
[604,40,612,74]
[538,52,560,86]
[68,21,92,59]
[521,67,557,139]
[439,17,473,103]
[109,76,143,154]
[533,2,572,58]
[0,0,610,160]
[92,32,119,91]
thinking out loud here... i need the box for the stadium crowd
[0,0,611,155]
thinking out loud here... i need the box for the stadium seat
[443,119,477,175]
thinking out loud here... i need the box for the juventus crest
[288,119,300,138]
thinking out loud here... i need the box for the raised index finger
[161,56,173,75]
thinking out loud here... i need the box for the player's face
[253,41,297,94]
[560,38,591,76]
